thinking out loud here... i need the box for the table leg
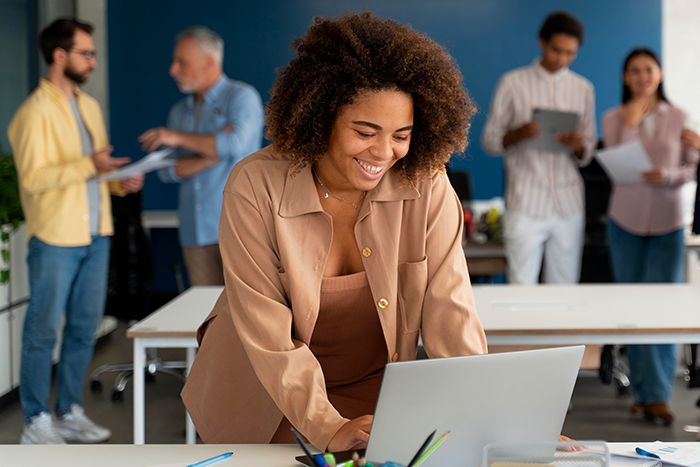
[133,338,146,444]
[185,346,196,444]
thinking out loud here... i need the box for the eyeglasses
[69,48,97,60]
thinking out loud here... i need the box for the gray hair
[176,26,224,68]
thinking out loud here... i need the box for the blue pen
[187,452,233,467]
[636,447,661,459]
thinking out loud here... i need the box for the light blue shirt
[158,75,264,247]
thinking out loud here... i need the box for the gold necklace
[312,168,367,210]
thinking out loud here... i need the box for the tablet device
[528,108,581,152]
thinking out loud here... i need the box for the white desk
[126,286,223,445]
[0,443,300,467]
[475,283,700,346]
[129,283,700,445]
[1,442,697,467]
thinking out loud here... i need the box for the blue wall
[108,0,661,206]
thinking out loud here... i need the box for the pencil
[407,430,436,467]
[290,427,322,467]
[412,431,450,467]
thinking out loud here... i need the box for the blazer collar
[279,162,420,218]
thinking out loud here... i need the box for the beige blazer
[181,146,487,450]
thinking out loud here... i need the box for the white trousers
[504,210,585,284]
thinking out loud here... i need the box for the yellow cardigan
[8,78,123,246]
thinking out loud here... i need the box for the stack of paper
[99,148,177,181]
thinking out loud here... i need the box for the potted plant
[0,150,23,284]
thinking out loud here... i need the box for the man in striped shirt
[482,11,597,284]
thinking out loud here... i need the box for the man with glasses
[139,26,263,286]
[8,18,144,444]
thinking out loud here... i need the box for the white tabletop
[0,443,300,467]
[141,210,179,230]
[3,442,699,467]
[127,286,223,338]
[127,283,700,341]
[474,283,700,335]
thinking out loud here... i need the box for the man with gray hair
[139,26,263,286]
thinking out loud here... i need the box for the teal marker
[187,452,233,467]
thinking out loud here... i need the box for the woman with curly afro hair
[182,11,487,451]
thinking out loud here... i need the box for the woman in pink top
[602,48,699,425]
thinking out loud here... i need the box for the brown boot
[643,401,674,426]
[630,402,644,415]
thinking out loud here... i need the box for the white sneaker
[20,412,66,444]
[54,404,111,443]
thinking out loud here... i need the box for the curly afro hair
[265,11,476,183]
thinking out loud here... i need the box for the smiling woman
[181,11,488,452]
[602,47,700,426]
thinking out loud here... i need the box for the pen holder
[483,441,610,467]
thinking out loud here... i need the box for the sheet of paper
[527,108,581,152]
[99,148,177,181]
[610,454,661,467]
[611,442,700,467]
[638,442,700,467]
[595,140,653,184]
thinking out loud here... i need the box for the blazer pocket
[397,256,428,333]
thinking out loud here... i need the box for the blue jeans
[20,236,110,421]
[606,220,685,404]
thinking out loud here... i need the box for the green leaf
[0,270,9,284]
[0,151,24,228]
[1,248,8,263]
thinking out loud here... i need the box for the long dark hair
[622,48,669,104]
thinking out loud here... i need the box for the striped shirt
[481,60,597,218]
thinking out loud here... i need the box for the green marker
[413,431,450,467]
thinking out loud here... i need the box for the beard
[176,82,196,94]
[64,65,90,84]
[174,79,198,94]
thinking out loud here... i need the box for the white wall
[663,0,700,125]
[37,0,109,129]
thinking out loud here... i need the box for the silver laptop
[365,346,585,467]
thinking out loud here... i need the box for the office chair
[90,193,187,402]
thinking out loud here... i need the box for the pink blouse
[602,101,699,236]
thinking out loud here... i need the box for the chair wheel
[111,390,124,403]
[145,372,156,383]
[617,383,629,397]
[90,380,102,393]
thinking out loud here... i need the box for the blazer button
[378,298,389,309]
[392,353,399,362]
[362,247,372,258]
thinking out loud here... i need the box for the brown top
[271,271,386,443]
